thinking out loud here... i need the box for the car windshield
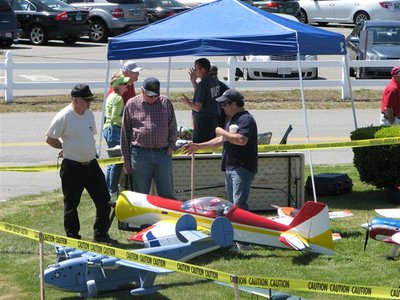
[369,26,400,44]
[147,0,184,7]
[181,196,234,217]
[0,0,13,11]
[37,0,76,10]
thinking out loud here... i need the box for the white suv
[65,0,149,42]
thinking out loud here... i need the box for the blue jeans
[225,167,255,211]
[130,146,175,199]
[103,125,123,194]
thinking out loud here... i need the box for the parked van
[64,0,149,43]
[0,0,21,48]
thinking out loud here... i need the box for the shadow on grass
[59,279,209,299]
[313,189,390,210]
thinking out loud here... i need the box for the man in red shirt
[380,66,400,125]
[107,61,142,104]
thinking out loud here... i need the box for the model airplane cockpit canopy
[181,197,233,217]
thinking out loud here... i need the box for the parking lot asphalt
[0,108,379,202]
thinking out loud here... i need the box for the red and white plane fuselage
[115,191,335,255]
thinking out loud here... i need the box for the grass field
[0,89,382,112]
[0,164,398,300]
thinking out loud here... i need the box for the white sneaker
[229,242,253,252]
[109,192,118,205]
[236,242,253,251]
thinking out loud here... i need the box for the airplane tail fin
[281,201,335,255]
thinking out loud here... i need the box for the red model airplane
[115,191,335,255]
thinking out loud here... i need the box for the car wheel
[355,67,364,79]
[63,37,79,45]
[89,20,109,43]
[298,9,308,24]
[29,25,47,45]
[349,68,355,77]
[353,11,369,25]
[312,69,318,79]
[243,68,253,80]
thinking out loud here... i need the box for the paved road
[0,108,379,202]
[0,24,357,97]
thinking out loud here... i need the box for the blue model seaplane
[361,209,400,260]
[44,214,233,298]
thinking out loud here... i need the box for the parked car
[64,0,148,43]
[346,20,400,79]
[235,13,318,80]
[144,0,189,23]
[0,0,21,47]
[297,0,400,25]
[253,0,300,16]
[8,0,89,45]
[179,0,252,7]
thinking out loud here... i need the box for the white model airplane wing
[274,206,353,220]
[129,219,210,247]
[384,232,400,245]
[328,210,353,219]
[375,209,400,219]
[116,259,173,274]
[279,231,310,251]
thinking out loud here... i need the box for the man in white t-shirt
[46,84,117,245]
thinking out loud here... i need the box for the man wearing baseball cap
[46,84,118,245]
[121,77,177,199]
[183,89,258,211]
[107,61,142,104]
[380,66,400,125]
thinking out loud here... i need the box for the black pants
[60,159,111,238]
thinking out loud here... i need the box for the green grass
[0,164,398,299]
[0,89,381,113]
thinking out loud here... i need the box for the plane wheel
[87,280,98,298]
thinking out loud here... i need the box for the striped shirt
[121,94,177,161]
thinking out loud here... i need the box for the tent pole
[98,61,111,157]
[296,51,317,202]
[343,55,358,129]
[166,57,172,97]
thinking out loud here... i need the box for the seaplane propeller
[363,219,371,251]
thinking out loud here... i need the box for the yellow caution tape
[0,221,398,298]
[1,137,399,172]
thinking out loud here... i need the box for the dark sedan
[144,0,189,23]
[253,0,300,16]
[8,0,90,45]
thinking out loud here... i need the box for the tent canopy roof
[107,0,346,60]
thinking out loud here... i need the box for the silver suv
[65,0,148,43]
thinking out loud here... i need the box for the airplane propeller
[361,218,371,251]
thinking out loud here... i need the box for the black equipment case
[305,173,353,196]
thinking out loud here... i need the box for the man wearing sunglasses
[46,84,118,245]
[183,89,258,212]
[121,77,177,200]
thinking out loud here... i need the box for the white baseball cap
[122,61,142,73]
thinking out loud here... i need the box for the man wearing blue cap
[183,89,258,211]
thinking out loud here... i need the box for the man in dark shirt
[183,89,258,211]
[181,58,221,142]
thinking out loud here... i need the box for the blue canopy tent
[105,0,356,201]
[107,0,346,58]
